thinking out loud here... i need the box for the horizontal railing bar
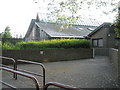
[44,82,77,90]
[0,64,13,68]
[17,59,45,69]
[0,64,43,77]
[0,80,19,90]
[16,68,43,77]
[0,56,15,63]
[1,67,40,90]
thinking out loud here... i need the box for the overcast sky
[0,0,118,38]
[0,0,38,37]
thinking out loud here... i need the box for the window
[93,38,103,47]
[93,40,97,47]
[98,39,103,47]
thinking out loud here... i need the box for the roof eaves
[51,36,85,38]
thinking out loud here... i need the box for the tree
[0,33,2,38]
[114,14,120,38]
[1,26,12,38]
[34,0,119,30]
[114,1,120,38]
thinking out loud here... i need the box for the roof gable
[24,19,36,38]
[88,22,111,37]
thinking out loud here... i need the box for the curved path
[2,56,119,89]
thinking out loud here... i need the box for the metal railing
[0,80,18,90]
[17,59,46,87]
[1,67,77,90]
[1,67,40,90]
[1,56,77,90]
[0,56,17,79]
[44,82,77,90]
[0,56,46,87]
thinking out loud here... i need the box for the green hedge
[14,39,90,50]
[2,41,14,50]
[2,39,90,50]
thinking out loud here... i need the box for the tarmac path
[2,56,119,89]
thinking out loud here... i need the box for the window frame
[92,38,103,47]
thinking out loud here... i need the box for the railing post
[14,60,17,80]
[0,56,17,80]
[17,59,46,88]
[43,67,45,87]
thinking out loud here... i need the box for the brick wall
[2,48,93,64]
[109,48,118,71]
[90,27,108,48]
[94,48,109,56]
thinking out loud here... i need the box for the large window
[93,38,103,47]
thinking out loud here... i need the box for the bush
[14,39,90,50]
[2,42,14,50]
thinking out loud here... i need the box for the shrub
[15,39,90,50]
[2,42,14,50]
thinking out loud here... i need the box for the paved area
[2,56,119,89]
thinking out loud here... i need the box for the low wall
[118,46,120,86]
[2,48,93,64]
[109,48,118,70]
[94,47,120,86]
[94,48,119,71]
[94,48,109,56]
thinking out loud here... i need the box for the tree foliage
[0,33,2,38]
[47,0,118,23]
[1,26,12,38]
[34,0,119,31]
[114,14,120,37]
[113,2,120,38]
